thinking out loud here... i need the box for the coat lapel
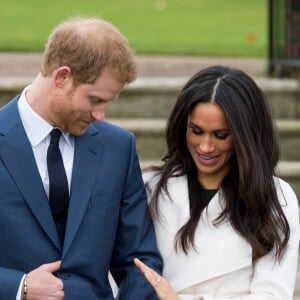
[0,97,105,255]
[63,124,103,257]
[0,99,61,250]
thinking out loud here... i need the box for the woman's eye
[215,133,229,140]
[192,128,202,135]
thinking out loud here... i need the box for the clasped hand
[25,260,64,300]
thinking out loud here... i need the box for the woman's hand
[134,258,181,300]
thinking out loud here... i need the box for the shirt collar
[18,86,74,147]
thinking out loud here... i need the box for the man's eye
[89,97,97,103]
[89,97,105,104]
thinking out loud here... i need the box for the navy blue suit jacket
[0,95,162,299]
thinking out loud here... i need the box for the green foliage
[0,0,267,57]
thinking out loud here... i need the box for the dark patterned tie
[47,128,69,245]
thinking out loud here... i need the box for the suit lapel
[63,125,103,257]
[0,97,105,255]
[0,101,61,250]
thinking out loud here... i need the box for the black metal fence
[268,0,300,77]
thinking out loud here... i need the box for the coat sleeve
[0,267,24,300]
[109,133,163,300]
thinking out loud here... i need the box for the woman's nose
[199,135,215,153]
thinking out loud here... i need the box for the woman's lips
[198,153,219,165]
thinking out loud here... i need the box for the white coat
[143,172,300,300]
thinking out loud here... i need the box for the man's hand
[26,260,64,300]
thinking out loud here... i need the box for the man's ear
[54,66,72,88]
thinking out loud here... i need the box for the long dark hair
[147,66,289,261]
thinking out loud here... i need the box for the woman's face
[186,102,234,189]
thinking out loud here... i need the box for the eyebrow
[188,122,231,133]
[89,95,116,103]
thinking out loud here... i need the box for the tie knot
[50,128,62,145]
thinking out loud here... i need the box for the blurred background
[0,0,267,57]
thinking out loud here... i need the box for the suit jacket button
[61,273,69,280]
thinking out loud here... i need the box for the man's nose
[91,104,107,122]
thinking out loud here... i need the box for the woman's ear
[54,66,72,88]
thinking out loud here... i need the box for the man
[0,17,162,299]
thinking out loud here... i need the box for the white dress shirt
[18,86,74,195]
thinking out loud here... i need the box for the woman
[134,66,299,299]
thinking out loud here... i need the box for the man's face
[50,69,124,136]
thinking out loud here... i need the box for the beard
[50,88,94,136]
